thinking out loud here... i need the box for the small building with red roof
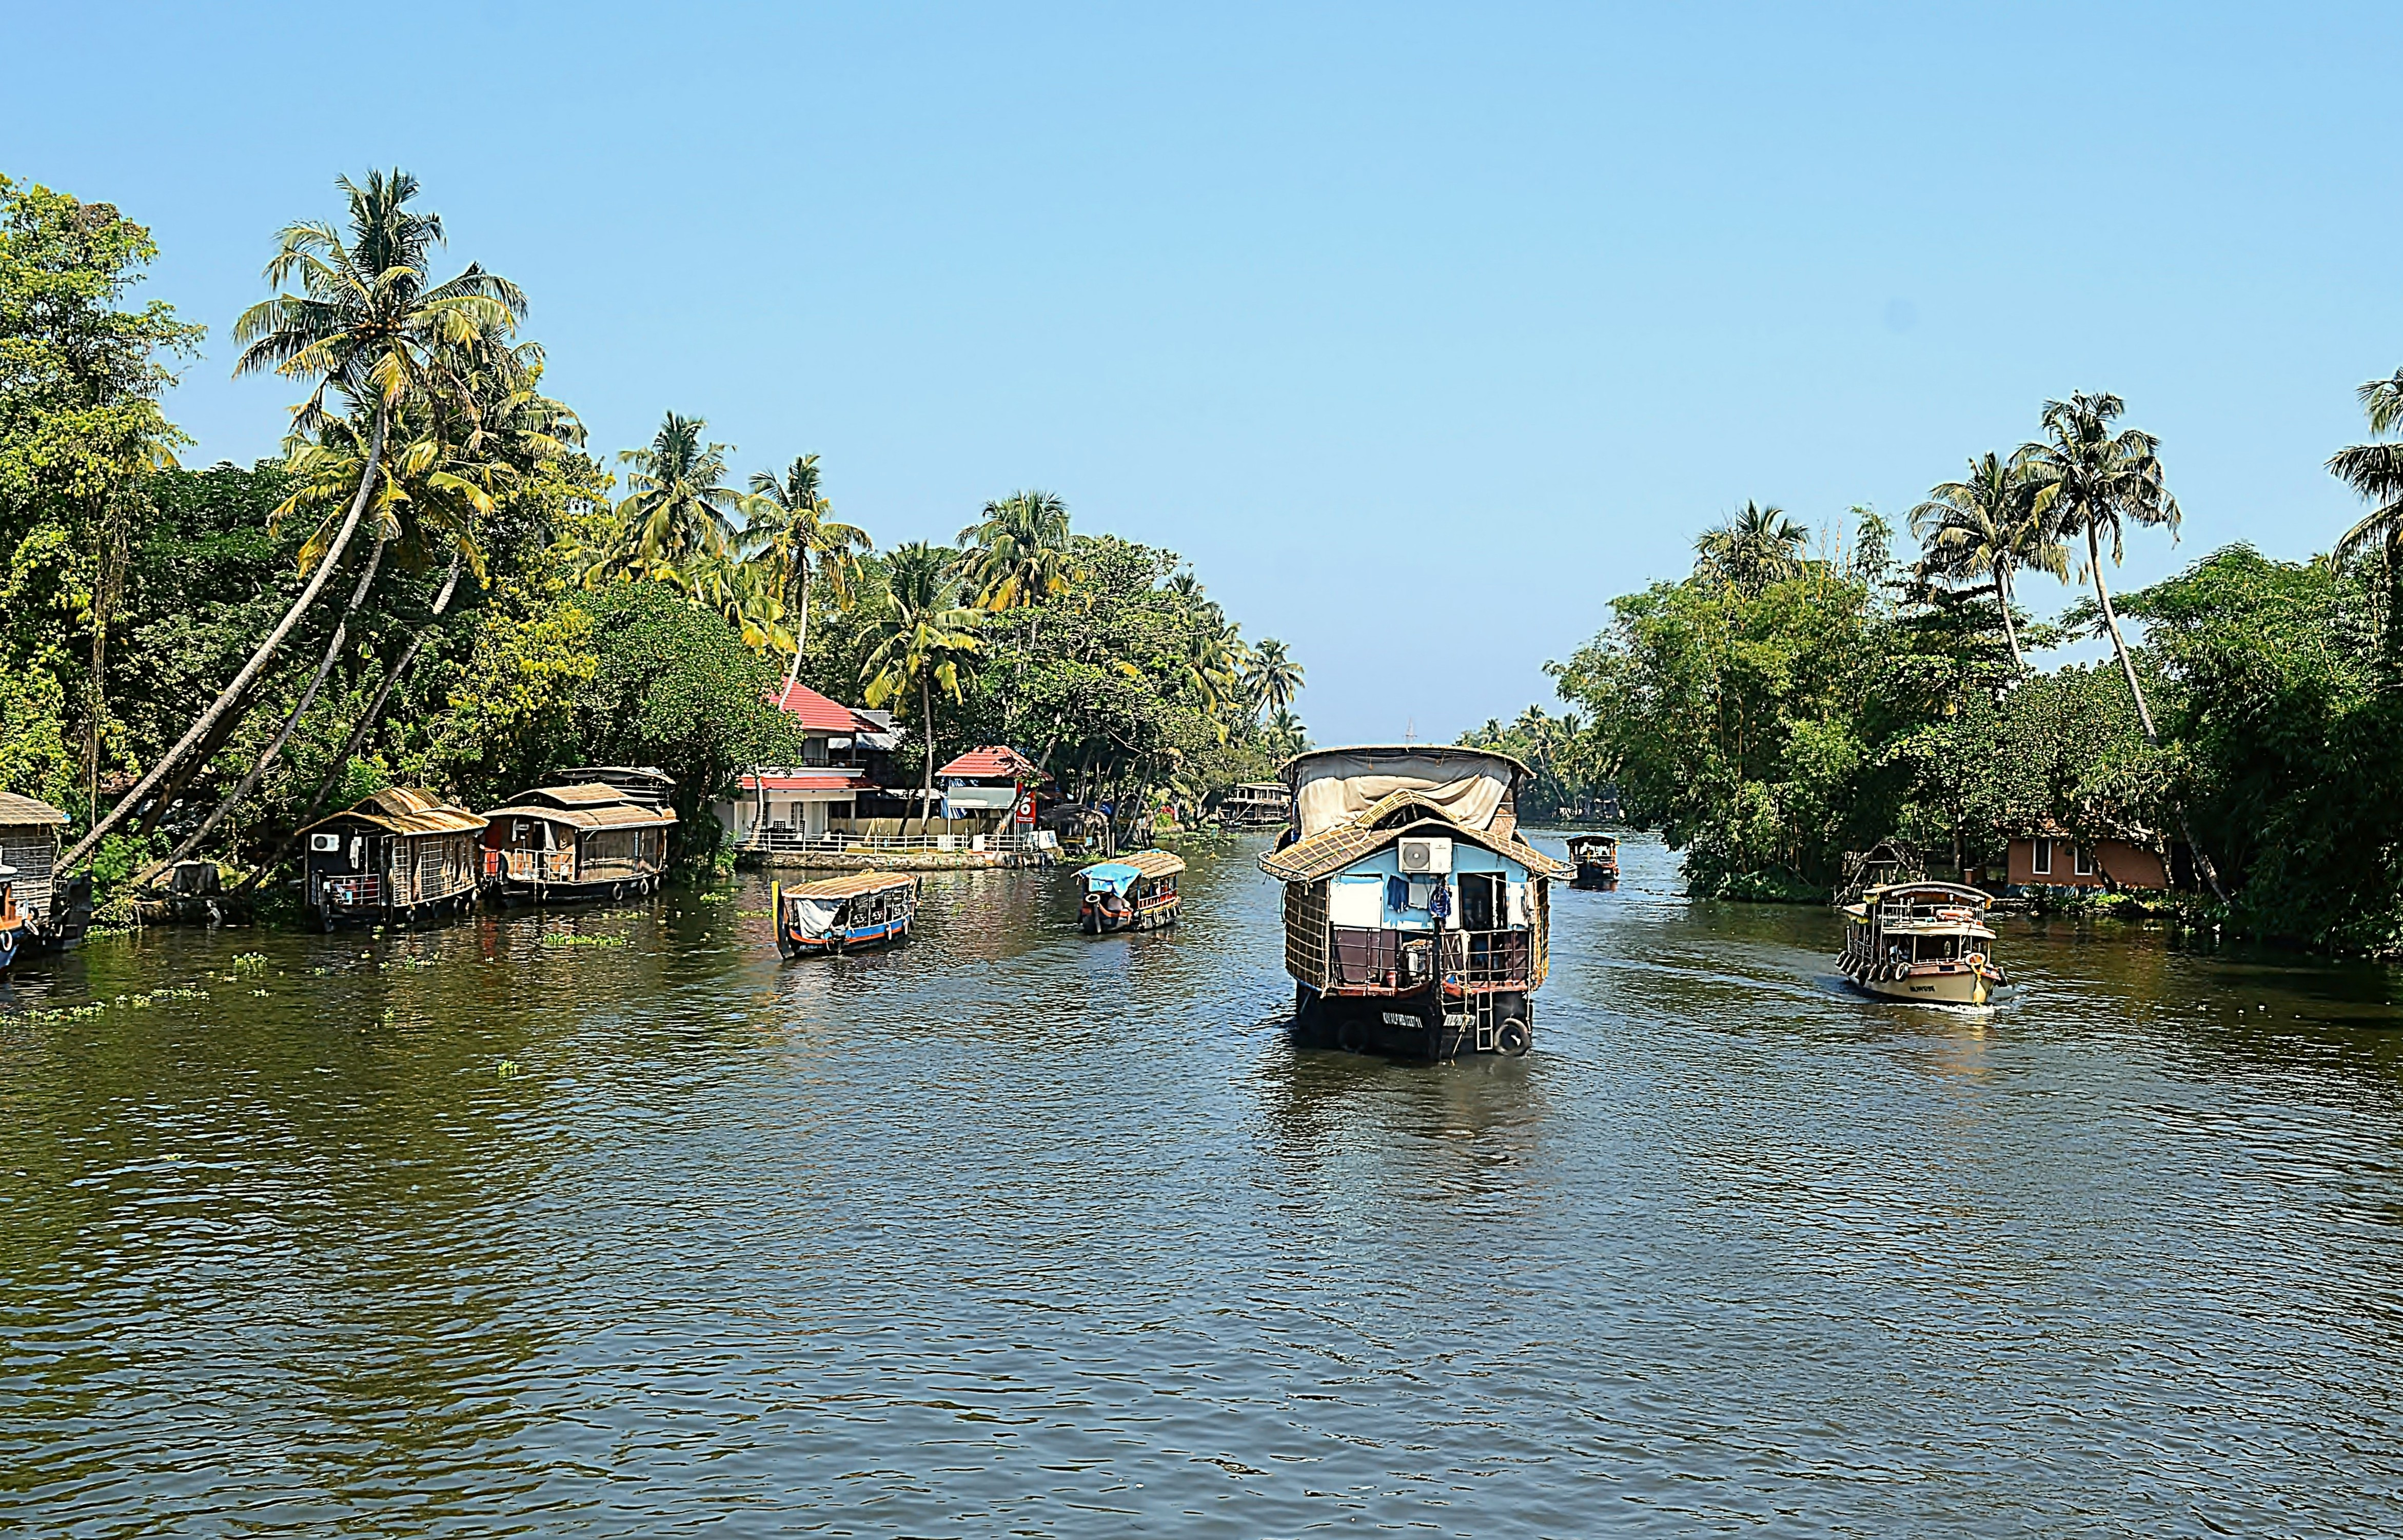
[710,681,899,844]
[936,746,1049,828]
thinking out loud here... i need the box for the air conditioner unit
[1396,837,1452,875]
[310,833,342,853]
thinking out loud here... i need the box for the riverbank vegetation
[1496,386,2403,954]
[0,167,1304,906]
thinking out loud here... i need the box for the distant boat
[1838,882,2006,1005]
[1566,833,1620,891]
[1077,850,1184,934]
[773,872,917,958]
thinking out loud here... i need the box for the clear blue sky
[8,3,2399,744]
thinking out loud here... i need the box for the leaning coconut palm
[62,168,522,871]
[1694,501,1808,593]
[956,490,1075,643]
[860,543,982,835]
[1244,638,1306,718]
[2014,391,2180,739]
[742,453,870,689]
[1909,451,2068,671]
[2328,368,2403,638]
[2016,390,2223,899]
[608,411,744,580]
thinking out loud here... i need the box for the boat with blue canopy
[1077,850,1183,934]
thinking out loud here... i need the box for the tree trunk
[2089,528,2227,901]
[2089,524,2157,740]
[918,674,935,839]
[140,532,391,886]
[784,556,809,696]
[1996,564,2025,672]
[61,408,388,872]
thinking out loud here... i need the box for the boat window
[2031,838,2052,876]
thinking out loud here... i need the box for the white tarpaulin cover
[1291,751,1514,839]
[787,897,843,939]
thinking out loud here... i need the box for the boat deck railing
[740,828,1036,855]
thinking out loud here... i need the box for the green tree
[1909,451,2066,671]
[65,169,521,869]
[608,411,743,580]
[1244,637,1306,718]
[742,452,869,690]
[1693,500,1807,593]
[2015,391,2181,738]
[859,543,981,834]
[956,489,1075,644]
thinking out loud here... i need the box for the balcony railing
[487,848,575,882]
[739,827,1039,855]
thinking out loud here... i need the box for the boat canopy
[1080,849,1183,893]
[1279,745,1526,840]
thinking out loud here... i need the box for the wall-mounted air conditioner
[310,833,342,853]
[1396,837,1452,875]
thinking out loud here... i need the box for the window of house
[2032,838,2052,876]
[2074,846,2096,877]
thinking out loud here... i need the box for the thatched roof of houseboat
[481,797,677,831]
[299,787,485,838]
[1084,849,1184,881]
[0,792,69,828]
[1258,789,1571,883]
[781,871,918,900]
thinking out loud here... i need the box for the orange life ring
[1964,952,1986,970]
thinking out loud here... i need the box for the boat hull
[778,916,911,958]
[1843,961,1999,1005]
[1079,898,1178,934]
[0,922,18,970]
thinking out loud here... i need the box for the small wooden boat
[1566,834,1620,890]
[1838,881,2006,1005]
[772,872,917,958]
[1078,850,1183,934]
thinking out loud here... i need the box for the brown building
[2005,823,2168,891]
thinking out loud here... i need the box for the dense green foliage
[0,166,1298,905]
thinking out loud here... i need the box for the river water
[5,833,2402,1536]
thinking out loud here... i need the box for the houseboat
[1838,881,2007,1006]
[771,872,917,957]
[1567,834,1620,890]
[297,788,487,930]
[479,782,677,903]
[1260,745,1571,1058]
[1077,849,1184,934]
[1217,781,1293,829]
[0,861,22,969]
[0,791,84,956]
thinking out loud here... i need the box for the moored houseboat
[1261,745,1571,1058]
[1838,881,2006,1005]
[1077,850,1183,934]
[479,782,677,904]
[0,861,22,969]
[1217,781,1293,829]
[297,788,487,930]
[771,872,917,957]
[0,791,85,956]
[1566,833,1620,891]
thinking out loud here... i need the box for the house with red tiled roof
[710,682,898,844]
[936,746,1049,831]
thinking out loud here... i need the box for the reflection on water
[6,833,2403,1534]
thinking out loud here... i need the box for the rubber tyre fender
[1498,1017,1532,1057]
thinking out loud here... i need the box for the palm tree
[1244,638,1306,717]
[956,490,1075,641]
[2014,391,2180,738]
[612,412,743,578]
[1695,500,1808,592]
[2329,368,2403,557]
[859,543,982,835]
[742,453,870,690]
[1909,451,2069,670]
[63,168,521,870]
[1263,706,1309,759]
